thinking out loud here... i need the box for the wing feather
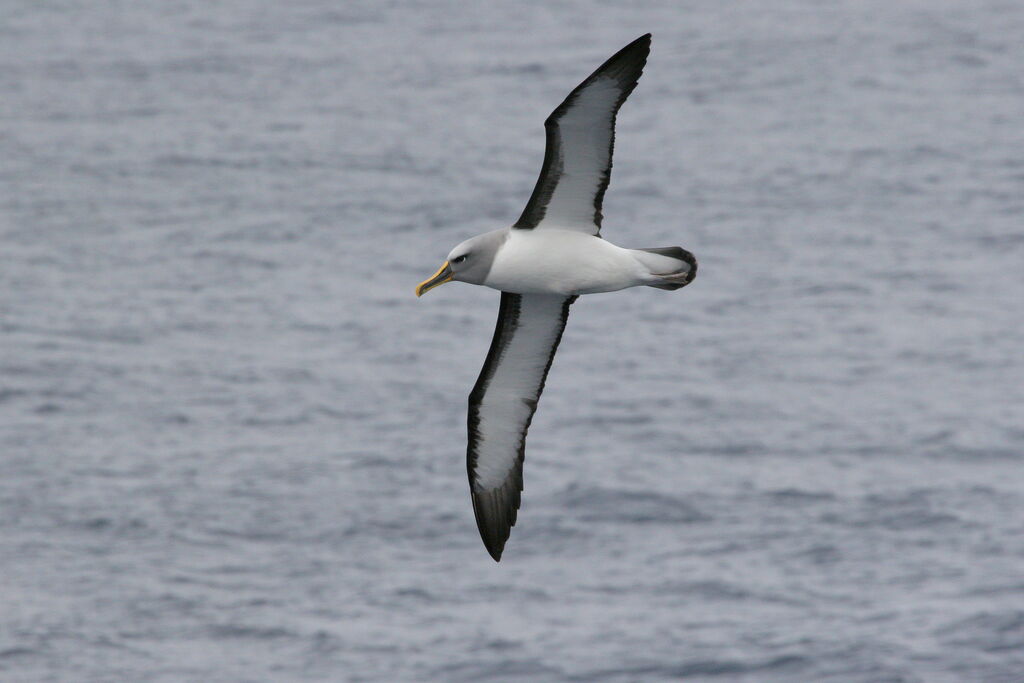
[513,34,651,234]
[467,292,576,561]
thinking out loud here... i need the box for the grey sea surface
[2,1,1024,681]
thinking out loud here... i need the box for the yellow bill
[415,261,453,297]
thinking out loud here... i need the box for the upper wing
[467,292,576,561]
[513,34,651,235]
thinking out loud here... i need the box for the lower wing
[467,292,576,561]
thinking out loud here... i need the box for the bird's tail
[632,246,697,290]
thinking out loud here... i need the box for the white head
[415,229,508,296]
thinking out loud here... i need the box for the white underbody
[483,228,671,296]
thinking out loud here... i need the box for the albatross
[416,33,697,561]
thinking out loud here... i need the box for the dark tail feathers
[638,246,697,290]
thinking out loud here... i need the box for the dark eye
[452,255,468,264]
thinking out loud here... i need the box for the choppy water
[2,1,1023,681]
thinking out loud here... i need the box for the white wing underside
[513,34,651,235]
[538,78,621,230]
[467,293,575,560]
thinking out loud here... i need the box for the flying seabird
[416,34,697,561]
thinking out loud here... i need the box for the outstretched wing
[513,33,651,235]
[467,292,577,561]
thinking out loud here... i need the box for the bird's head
[415,229,507,296]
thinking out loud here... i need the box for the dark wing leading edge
[467,292,577,561]
[513,33,651,235]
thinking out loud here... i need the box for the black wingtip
[486,543,504,562]
[625,33,652,51]
[609,34,651,66]
[471,486,516,562]
[480,516,507,561]
[470,475,524,562]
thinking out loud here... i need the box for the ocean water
[2,1,1023,681]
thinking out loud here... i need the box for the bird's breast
[483,230,646,295]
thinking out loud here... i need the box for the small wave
[577,654,809,679]
[936,610,1024,653]
[656,579,752,601]
[795,543,843,565]
[207,624,295,640]
[432,659,563,681]
[766,488,836,503]
[561,485,709,524]
[821,490,966,531]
